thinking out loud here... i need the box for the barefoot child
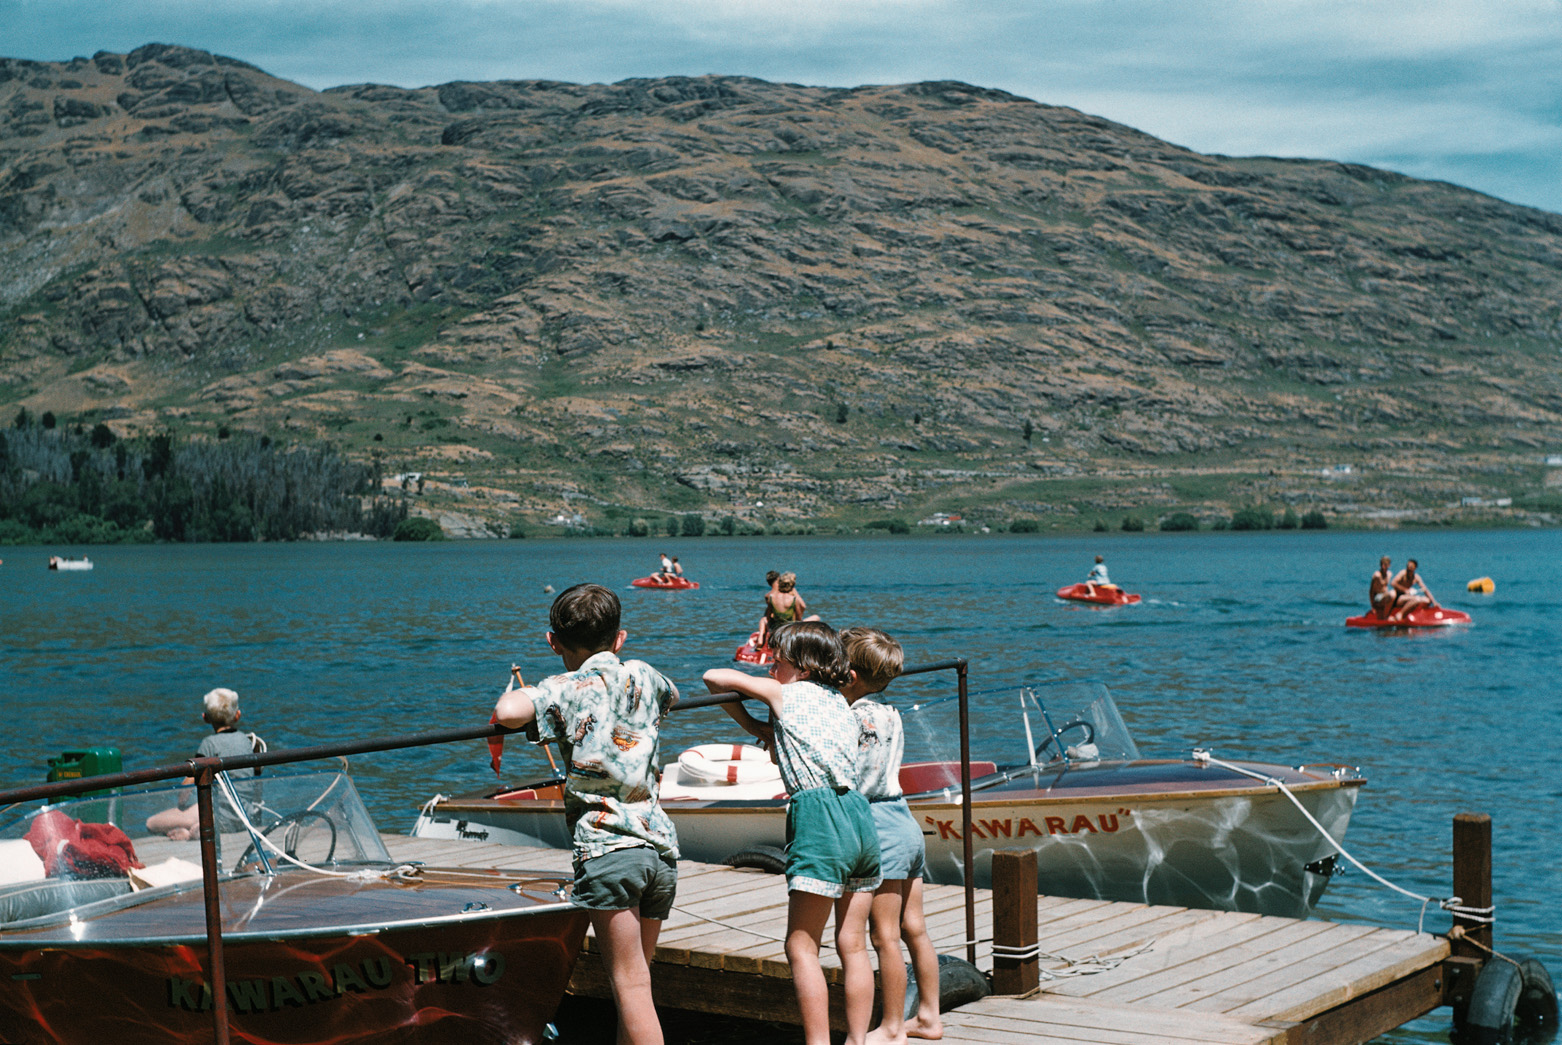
[494,583,680,1045]
[841,627,944,1044]
[703,621,881,1045]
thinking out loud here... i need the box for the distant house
[1320,464,1354,477]
[1546,455,1562,467]
[918,512,963,527]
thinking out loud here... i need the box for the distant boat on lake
[46,557,92,572]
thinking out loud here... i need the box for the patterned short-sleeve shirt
[528,651,680,864]
[773,680,858,794]
[851,699,905,799]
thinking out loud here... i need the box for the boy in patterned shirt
[493,583,679,1045]
[840,627,943,1044]
[703,621,881,1045]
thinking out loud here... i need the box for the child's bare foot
[905,1013,944,1040]
[166,827,192,841]
[865,1026,907,1045]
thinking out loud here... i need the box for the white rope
[1192,749,1494,931]
[668,905,814,948]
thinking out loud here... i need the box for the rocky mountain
[2,43,1560,533]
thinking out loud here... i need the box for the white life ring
[677,744,781,786]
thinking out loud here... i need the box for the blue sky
[6,0,1560,214]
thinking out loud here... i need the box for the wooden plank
[941,995,1281,1044]
[1046,913,1300,999]
[1225,932,1449,1021]
[1259,961,1445,1045]
[1173,923,1401,1012]
[1033,902,1207,956]
[1085,918,1354,1004]
[1041,906,1235,964]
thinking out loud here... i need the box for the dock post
[1451,812,1492,959]
[991,849,1039,995]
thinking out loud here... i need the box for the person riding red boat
[1389,558,1436,620]
[1083,555,1112,597]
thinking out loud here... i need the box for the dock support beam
[991,849,1039,995]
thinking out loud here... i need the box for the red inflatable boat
[1346,606,1472,629]
[1056,583,1141,606]
[631,575,699,590]
[734,631,774,666]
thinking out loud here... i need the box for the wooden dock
[383,832,1456,1044]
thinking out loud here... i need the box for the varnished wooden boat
[0,770,587,1045]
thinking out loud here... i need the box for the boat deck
[381,833,1451,1044]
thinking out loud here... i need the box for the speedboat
[1056,583,1140,605]
[630,575,699,590]
[414,682,1364,918]
[1346,606,1472,628]
[47,556,93,572]
[0,769,588,1045]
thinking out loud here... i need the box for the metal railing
[0,657,974,1041]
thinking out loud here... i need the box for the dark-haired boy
[494,583,679,1045]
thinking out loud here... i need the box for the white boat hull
[413,763,1361,918]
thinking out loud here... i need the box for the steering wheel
[1034,719,1096,762]
[235,810,338,872]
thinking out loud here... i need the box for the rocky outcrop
[2,45,1560,525]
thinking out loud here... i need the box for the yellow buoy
[1467,576,1494,594]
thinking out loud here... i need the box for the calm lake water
[3,529,1558,1043]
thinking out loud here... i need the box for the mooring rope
[1193,749,1495,933]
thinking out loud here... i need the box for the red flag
[488,710,504,780]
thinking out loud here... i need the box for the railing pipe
[193,762,231,1045]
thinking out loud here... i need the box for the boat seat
[0,877,131,926]
[898,761,997,796]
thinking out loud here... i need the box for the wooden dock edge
[569,951,847,1029]
[1256,959,1446,1045]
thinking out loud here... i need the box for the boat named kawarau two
[0,769,587,1045]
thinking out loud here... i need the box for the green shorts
[572,845,678,920]
[785,787,881,898]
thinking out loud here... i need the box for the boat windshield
[898,679,1140,773]
[0,771,392,929]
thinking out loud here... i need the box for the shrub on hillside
[1121,516,1144,532]
[1159,512,1199,531]
[865,518,911,534]
[681,514,705,537]
[1301,510,1328,529]
[1277,509,1300,530]
[1230,507,1274,531]
[393,517,446,541]
[1009,518,1039,533]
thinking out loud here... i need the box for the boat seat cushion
[0,878,131,926]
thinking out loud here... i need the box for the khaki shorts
[572,845,678,920]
